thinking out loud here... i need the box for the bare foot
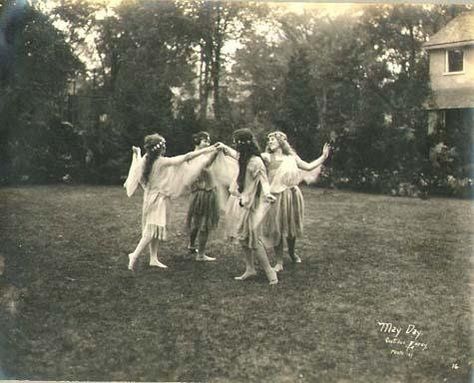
[273,263,284,273]
[149,258,168,268]
[268,269,278,285]
[128,253,137,271]
[234,270,257,280]
[196,254,216,262]
[292,254,302,263]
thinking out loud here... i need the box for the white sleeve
[299,166,322,185]
[162,152,217,198]
[123,148,145,197]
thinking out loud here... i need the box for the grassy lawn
[0,185,472,382]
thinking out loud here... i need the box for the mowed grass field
[0,185,472,383]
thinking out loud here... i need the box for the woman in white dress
[124,133,219,271]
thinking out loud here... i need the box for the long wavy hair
[142,133,166,185]
[266,131,295,155]
[233,128,262,193]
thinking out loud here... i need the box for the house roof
[424,12,474,50]
[425,87,474,110]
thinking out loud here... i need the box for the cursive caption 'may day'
[377,321,428,358]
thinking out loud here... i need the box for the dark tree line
[0,0,471,196]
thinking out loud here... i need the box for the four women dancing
[124,128,330,285]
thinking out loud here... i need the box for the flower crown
[235,139,252,145]
[150,139,166,152]
[268,131,287,141]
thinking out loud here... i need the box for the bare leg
[253,243,278,285]
[287,237,301,263]
[128,234,153,270]
[273,239,284,272]
[189,227,199,251]
[149,238,168,268]
[234,246,257,280]
[196,230,215,261]
[198,230,209,254]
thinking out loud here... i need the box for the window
[446,49,464,73]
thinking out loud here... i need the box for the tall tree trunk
[212,4,222,120]
[198,3,214,121]
[318,86,327,132]
[199,46,208,120]
[408,23,416,77]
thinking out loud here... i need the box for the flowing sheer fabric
[219,156,273,248]
[299,164,322,185]
[203,152,276,243]
[208,151,239,212]
[123,149,222,240]
[124,150,219,199]
[123,148,145,197]
[206,152,243,239]
[150,153,218,198]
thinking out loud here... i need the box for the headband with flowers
[267,131,287,141]
[235,139,253,145]
[150,139,166,152]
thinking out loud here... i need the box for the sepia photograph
[0,1,472,382]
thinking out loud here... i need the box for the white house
[423,12,474,135]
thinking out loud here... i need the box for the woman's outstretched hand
[322,143,331,159]
[215,142,227,153]
[132,146,141,156]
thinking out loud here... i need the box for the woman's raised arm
[294,143,330,171]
